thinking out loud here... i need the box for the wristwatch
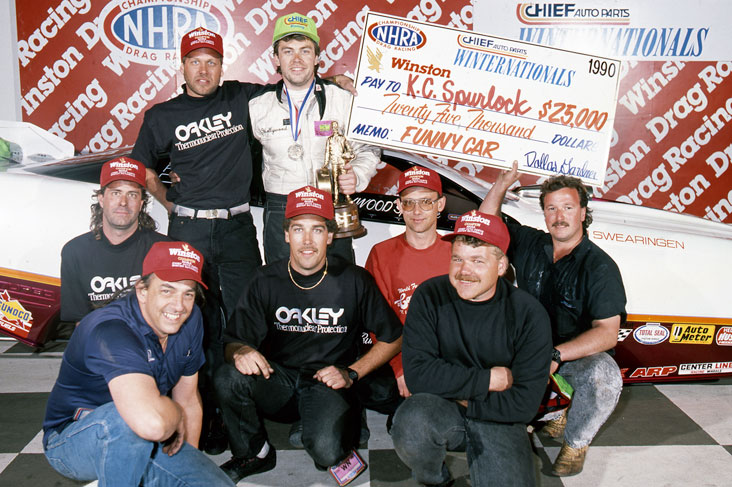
[552,348,563,365]
[345,367,359,383]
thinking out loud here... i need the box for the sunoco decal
[99,0,234,65]
[368,20,427,51]
[0,290,33,339]
[716,326,732,346]
[633,323,669,345]
[670,323,714,344]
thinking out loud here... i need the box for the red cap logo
[285,186,335,220]
[442,210,510,253]
[143,242,208,289]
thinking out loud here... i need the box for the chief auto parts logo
[0,290,33,339]
[516,3,631,25]
[368,19,427,51]
[99,0,234,66]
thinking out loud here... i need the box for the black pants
[168,211,262,419]
[215,362,360,467]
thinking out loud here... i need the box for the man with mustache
[60,157,168,326]
[392,210,551,487]
[214,186,401,485]
[480,163,626,477]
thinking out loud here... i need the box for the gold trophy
[316,121,367,239]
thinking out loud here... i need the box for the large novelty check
[346,13,621,187]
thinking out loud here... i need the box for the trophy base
[334,202,367,239]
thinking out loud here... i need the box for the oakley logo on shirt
[275,306,345,325]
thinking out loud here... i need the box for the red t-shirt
[365,233,451,377]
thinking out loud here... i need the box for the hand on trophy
[337,163,357,196]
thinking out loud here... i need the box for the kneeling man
[215,186,402,484]
[392,211,552,487]
[43,241,233,486]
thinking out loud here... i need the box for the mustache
[455,274,479,282]
[552,221,569,228]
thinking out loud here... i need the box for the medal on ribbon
[285,80,315,161]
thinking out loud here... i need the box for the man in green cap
[249,13,381,264]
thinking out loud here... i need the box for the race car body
[1,145,730,383]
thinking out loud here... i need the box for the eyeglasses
[400,198,439,211]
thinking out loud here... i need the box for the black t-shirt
[224,257,402,371]
[403,276,552,424]
[60,229,169,322]
[131,81,264,209]
[506,222,627,344]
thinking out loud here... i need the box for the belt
[173,202,250,219]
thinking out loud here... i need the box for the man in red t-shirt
[366,166,451,398]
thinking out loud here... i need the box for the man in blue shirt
[43,241,234,486]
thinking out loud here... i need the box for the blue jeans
[215,362,360,467]
[44,402,234,486]
[264,193,354,264]
[168,211,262,414]
[558,352,622,448]
[392,394,536,487]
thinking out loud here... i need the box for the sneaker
[220,447,276,483]
[329,450,367,486]
[551,442,588,477]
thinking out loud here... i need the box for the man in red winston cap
[214,186,402,485]
[43,242,234,486]
[60,156,168,326]
[391,210,552,487]
[366,166,451,400]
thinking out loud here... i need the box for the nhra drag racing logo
[368,20,427,51]
[99,0,234,66]
[0,290,33,339]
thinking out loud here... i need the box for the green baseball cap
[273,13,320,45]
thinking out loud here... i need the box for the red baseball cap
[181,27,223,58]
[100,157,146,188]
[285,186,335,220]
[142,241,208,289]
[397,166,442,195]
[442,210,510,253]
